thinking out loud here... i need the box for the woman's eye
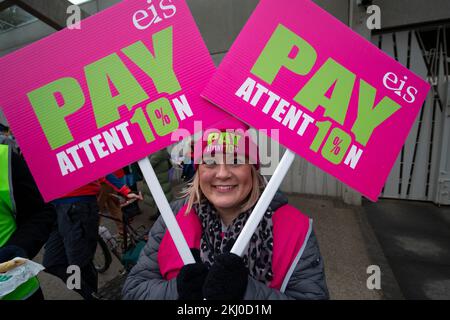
[203,158,217,166]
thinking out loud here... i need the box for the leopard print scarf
[195,200,274,285]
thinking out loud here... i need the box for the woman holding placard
[123,120,329,300]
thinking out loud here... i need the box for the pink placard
[202,0,431,201]
[0,0,228,202]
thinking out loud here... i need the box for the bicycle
[94,194,148,274]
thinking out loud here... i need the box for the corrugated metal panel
[373,28,449,203]
[267,141,344,198]
[436,89,450,204]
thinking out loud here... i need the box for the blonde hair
[182,165,266,214]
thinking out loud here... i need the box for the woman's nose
[215,164,232,178]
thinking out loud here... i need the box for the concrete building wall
[0,0,122,57]
[0,19,54,56]
[374,0,450,31]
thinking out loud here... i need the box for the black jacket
[4,151,56,259]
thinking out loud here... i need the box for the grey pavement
[287,195,385,300]
[363,199,450,300]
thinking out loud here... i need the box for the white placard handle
[230,149,296,257]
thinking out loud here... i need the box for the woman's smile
[212,185,238,192]
[199,161,253,219]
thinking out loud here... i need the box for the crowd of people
[0,120,329,300]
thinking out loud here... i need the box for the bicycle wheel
[94,237,112,273]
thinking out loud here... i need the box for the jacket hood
[268,191,289,212]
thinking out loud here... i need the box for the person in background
[122,163,143,194]
[43,174,141,300]
[0,123,19,154]
[120,163,144,220]
[122,120,329,300]
[181,142,196,183]
[97,168,143,238]
[141,149,174,220]
[0,144,56,300]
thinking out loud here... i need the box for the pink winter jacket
[158,203,312,291]
[122,196,329,300]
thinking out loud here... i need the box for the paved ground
[363,199,450,300]
[287,195,385,300]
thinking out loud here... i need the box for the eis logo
[133,0,176,30]
[383,72,418,103]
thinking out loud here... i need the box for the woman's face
[199,155,253,214]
